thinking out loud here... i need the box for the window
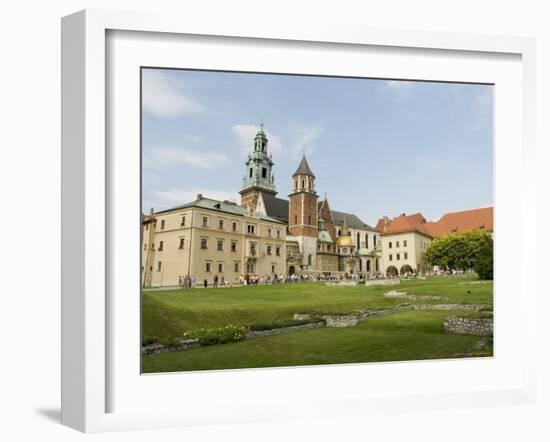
[218,219,224,229]
[366,260,371,271]
[231,241,237,252]
[181,216,186,226]
[396,253,400,260]
[338,229,342,236]
[158,241,163,251]
[343,248,347,254]
[247,224,255,234]
[357,233,361,247]
[262,167,267,178]
[271,265,276,273]
[389,254,393,261]
[232,221,237,232]
[389,241,392,249]
[202,216,208,227]
[327,244,331,252]
[396,241,400,248]
[249,168,253,178]
[145,224,149,230]
[234,262,239,272]
[308,215,311,225]
[268,228,272,237]
[365,234,369,249]
[160,220,165,230]
[218,263,223,273]
[308,254,312,266]
[404,252,408,259]
[276,230,280,238]
[301,179,305,188]
[157,261,162,271]
[374,235,377,246]
[294,215,298,224]
[201,238,208,249]
[246,263,254,273]
[205,262,211,272]
[275,246,281,256]
[375,259,379,271]
[217,240,224,251]
[250,243,256,255]
[179,238,185,249]
[295,179,298,189]
[267,245,272,255]
[143,243,147,251]
[150,243,155,250]
[404,240,407,247]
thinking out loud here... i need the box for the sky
[141,68,493,227]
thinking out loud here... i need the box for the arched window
[357,233,361,247]
[301,179,305,189]
[365,233,369,249]
[308,254,312,266]
[366,260,371,271]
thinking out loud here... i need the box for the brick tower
[289,155,318,271]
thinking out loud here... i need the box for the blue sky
[142,68,493,226]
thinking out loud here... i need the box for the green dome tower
[239,124,277,211]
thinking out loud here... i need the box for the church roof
[292,155,315,177]
[260,192,290,223]
[328,209,376,232]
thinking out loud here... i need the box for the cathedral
[239,126,380,276]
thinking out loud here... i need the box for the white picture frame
[61,9,537,433]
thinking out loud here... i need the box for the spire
[292,154,315,177]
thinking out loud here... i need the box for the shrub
[183,325,248,346]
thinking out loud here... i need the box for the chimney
[196,193,203,200]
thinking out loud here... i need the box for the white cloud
[231,122,322,161]
[142,70,205,117]
[381,79,415,97]
[145,146,228,170]
[155,188,239,205]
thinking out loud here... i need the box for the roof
[318,230,333,242]
[292,155,315,177]
[378,207,494,238]
[330,209,376,231]
[260,192,290,223]
[379,212,432,237]
[425,207,493,237]
[155,196,286,224]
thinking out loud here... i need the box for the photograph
[140,67,494,373]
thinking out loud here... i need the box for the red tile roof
[377,207,493,238]
[425,207,493,237]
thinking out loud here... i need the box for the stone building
[141,196,286,287]
[239,126,379,276]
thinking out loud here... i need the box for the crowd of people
[175,270,410,289]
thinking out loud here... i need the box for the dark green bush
[142,336,159,346]
[474,253,493,280]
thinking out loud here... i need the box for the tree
[424,231,493,279]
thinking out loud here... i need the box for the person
[213,274,218,288]
[220,275,225,287]
[191,276,196,288]
[178,275,183,288]
[204,278,208,288]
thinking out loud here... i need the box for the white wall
[1,1,549,441]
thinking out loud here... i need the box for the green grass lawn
[141,275,493,373]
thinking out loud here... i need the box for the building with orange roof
[376,207,493,276]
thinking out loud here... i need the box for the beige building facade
[141,196,286,287]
